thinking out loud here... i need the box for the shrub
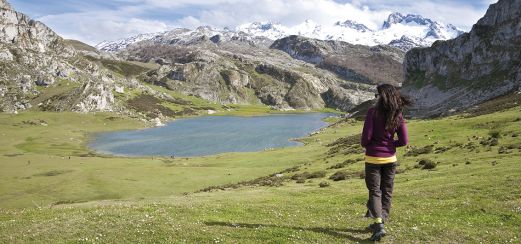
[434,146,450,154]
[498,146,511,154]
[329,171,350,181]
[405,145,434,157]
[291,172,309,180]
[197,173,287,192]
[296,179,306,184]
[418,159,436,170]
[480,137,499,146]
[276,166,300,174]
[327,159,357,169]
[255,177,284,187]
[291,171,326,181]
[489,130,502,139]
[308,171,327,179]
[319,181,330,188]
[326,134,363,156]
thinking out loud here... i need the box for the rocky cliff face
[271,35,404,86]
[0,0,118,113]
[402,0,521,117]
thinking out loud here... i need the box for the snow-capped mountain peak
[383,12,435,29]
[96,12,464,52]
[236,21,288,40]
[95,32,165,52]
[335,20,371,32]
[383,12,405,29]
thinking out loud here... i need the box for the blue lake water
[89,113,334,157]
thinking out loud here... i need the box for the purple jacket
[361,107,408,157]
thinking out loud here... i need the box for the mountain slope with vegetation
[0,0,257,123]
[116,31,395,111]
[0,0,407,114]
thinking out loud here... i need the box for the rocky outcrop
[0,0,11,10]
[0,0,122,113]
[402,0,521,117]
[271,35,405,86]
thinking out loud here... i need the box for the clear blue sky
[8,0,495,45]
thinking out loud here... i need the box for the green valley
[0,97,520,242]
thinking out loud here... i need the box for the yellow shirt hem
[365,155,397,164]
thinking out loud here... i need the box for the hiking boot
[368,223,378,232]
[370,223,386,241]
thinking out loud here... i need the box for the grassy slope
[0,112,320,208]
[0,106,520,242]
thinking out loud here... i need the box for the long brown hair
[375,84,412,131]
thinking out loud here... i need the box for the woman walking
[360,84,411,241]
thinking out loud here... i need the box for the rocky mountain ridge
[402,0,521,117]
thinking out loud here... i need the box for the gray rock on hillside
[0,0,124,113]
[402,0,521,117]
[0,0,11,10]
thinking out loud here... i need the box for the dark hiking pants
[365,162,397,221]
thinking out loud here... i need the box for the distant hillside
[64,39,98,53]
[112,28,407,111]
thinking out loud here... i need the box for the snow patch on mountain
[95,32,165,52]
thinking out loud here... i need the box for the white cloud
[32,0,491,45]
[172,0,390,30]
[38,11,170,45]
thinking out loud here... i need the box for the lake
[89,113,334,157]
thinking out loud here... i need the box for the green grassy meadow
[0,104,520,242]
